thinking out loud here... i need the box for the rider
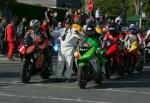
[102,23,122,76]
[24,19,52,72]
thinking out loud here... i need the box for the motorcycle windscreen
[77,47,95,62]
[128,41,139,53]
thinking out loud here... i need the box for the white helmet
[29,19,40,28]
[129,24,136,29]
[115,16,122,24]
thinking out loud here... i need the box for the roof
[16,0,82,9]
[17,0,57,8]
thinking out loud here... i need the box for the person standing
[50,21,63,56]
[56,20,84,82]
[0,16,7,56]
[45,8,53,27]
[5,18,17,60]
[17,17,27,40]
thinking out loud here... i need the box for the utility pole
[139,0,143,29]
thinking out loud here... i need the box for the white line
[50,85,150,95]
[101,88,150,95]
[0,82,8,84]
[0,93,111,103]
[105,80,150,83]
[1,86,12,88]
[49,97,110,103]
[51,85,78,89]
[0,93,15,97]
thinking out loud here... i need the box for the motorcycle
[124,34,144,74]
[18,36,52,83]
[102,35,125,79]
[74,37,106,89]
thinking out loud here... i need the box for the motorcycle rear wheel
[40,66,51,79]
[77,66,87,89]
[95,73,103,84]
[105,61,112,79]
[20,61,32,83]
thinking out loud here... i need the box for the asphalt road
[0,58,150,103]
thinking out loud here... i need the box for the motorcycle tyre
[77,66,87,89]
[40,66,51,79]
[21,61,32,83]
[136,57,144,73]
[105,61,112,79]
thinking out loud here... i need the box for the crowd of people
[0,7,150,82]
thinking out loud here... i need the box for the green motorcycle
[74,37,107,89]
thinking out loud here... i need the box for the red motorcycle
[102,32,124,79]
[18,35,52,83]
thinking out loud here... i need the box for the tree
[94,0,120,16]
[133,0,140,15]
[120,0,127,24]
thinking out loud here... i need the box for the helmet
[29,19,41,28]
[115,16,122,24]
[109,24,118,36]
[129,24,137,35]
[129,24,135,29]
[86,25,95,37]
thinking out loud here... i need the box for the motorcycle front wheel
[77,65,87,89]
[20,61,32,83]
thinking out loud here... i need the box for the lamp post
[139,0,143,29]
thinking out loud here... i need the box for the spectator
[86,15,96,28]
[5,18,17,60]
[17,17,27,40]
[0,16,7,56]
[65,8,73,22]
[40,19,51,39]
[50,21,64,56]
[45,8,53,27]
[52,11,58,29]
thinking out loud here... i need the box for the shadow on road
[87,66,150,89]
[0,72,19,78]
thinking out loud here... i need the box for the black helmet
[109,24,118,36]
[86,25,95,37]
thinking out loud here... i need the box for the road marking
[1,81,150,96]
[0,82,8,84]
[0,93,15,97]
[50,85,150,95]
[101,88,150,95]
[1,86,12,88]
[0,93,111,103]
